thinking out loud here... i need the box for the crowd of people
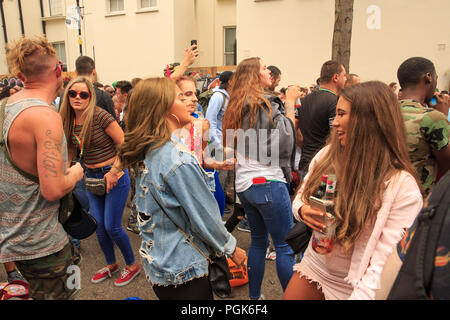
[0,35,448,301]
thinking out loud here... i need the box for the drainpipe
[39,0,46,36]
[76,0,82,55]
[18,0,24,35]
[0,0,8,44]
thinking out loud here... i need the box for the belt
[85,165,112,173]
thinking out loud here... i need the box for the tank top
[0,98,69,263]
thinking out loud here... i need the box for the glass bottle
[311,174,336,255]
[312,174,328,199]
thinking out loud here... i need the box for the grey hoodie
[234,94,296,182]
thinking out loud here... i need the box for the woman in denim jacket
[118,77,246,300]
[222,57,302,300]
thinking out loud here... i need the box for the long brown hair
[300,81,420,251]
[222,57,271,144]
[118,77,175,168]
[59,77,97,152]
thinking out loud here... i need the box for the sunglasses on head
[68,90,90,100]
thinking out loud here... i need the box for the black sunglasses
[68,90,90,100]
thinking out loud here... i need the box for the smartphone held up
[191,40,198,57]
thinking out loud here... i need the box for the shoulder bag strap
[0,99,39,183]
[147,184,213,264]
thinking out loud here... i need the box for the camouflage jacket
[400,99,449,197]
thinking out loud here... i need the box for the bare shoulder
[16,107,63,142]
[20,106,62,126]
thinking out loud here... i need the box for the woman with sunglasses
[59,77,140,287]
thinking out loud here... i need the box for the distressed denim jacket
[136,134,237,286]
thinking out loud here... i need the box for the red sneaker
[114,265,140,287]
[91,265,119,284]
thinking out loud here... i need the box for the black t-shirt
[295,89,337,171]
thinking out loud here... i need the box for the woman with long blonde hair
[222,57,302,300]
[60,76,140,287]
[284,81,423,300]
[118,77,245,300]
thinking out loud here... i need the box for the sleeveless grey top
[0,98,69,263]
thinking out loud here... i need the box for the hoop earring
[169,113,181,125]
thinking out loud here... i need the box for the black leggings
[152,276,214,300]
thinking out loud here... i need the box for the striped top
[72,107,117,166]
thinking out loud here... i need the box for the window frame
[51,41,67,72]
[136,0,158,14]
[48,0,63,16]
[106,0,125,16]
[223,26,237,66]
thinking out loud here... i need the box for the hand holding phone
[430,94,450,116]
[190,40,198,57]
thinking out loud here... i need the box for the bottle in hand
[311,174,336,255]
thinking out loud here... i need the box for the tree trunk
[332,0,354,73]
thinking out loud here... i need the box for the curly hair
[6,36,56,78]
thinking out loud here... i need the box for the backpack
[198,90,226,116]
[387,171,450,300]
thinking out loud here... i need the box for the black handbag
[284,221,312,254]
[178,227,232,299]
[59,191,98,240]
[148,186,232,298]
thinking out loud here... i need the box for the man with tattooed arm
[0,37,83,300]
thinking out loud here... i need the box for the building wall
[81,0,176,84]
[173,0,198,66]
[237,0,450,91]
[351,0,450,91]
[2,0,449,91]
[237,0,335,89]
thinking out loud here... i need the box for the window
[140,0,157,8]
[52,42,67,72]
[109,0,124,13]
[49,0,63,16]
[224,27,236,66]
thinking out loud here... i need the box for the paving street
[0,204,285,301]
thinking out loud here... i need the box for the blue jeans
[238,181,295,299]
[85,167,135,266]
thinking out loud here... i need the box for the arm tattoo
[42,130,62,178]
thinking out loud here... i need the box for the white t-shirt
[294,145,302,171]
[235,158,286,193]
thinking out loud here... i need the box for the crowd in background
[0,36,448,300]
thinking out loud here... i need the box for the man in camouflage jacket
[397,57,450,197]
